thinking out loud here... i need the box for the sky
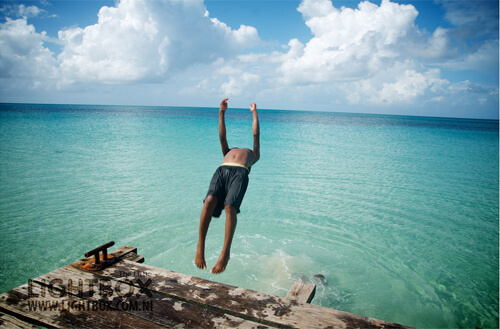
[0,0,498,119]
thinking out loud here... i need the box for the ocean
[0,103,498,328]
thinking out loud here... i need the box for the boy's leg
[195,195,217,270]
[211,204,237,274]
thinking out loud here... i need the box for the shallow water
[0,104,498,328]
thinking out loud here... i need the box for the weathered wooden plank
[0,310,38,329]
[97,260,414,329]
[0,284,166,329]
[30,266,272,329]
[125,254,145,263]
[284,281,316,304]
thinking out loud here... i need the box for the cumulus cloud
[339,63,449,105]
[0,0,260,87]
[278,0,420,85]
[0,4,57,85]
[274,0,450,106]
[57,0,259,85]
[266,0,497,109]
[371,69,447,104]
[0,17,57,80]
[221,72,259,96]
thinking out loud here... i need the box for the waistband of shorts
[220,163,249,171]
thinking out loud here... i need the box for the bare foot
[194,247,206,270]
[210,253,230,274]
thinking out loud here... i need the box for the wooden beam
[0,284,165,329]
[285,281,316,304]
[22,266,271,329]
[99,260,414,329]
[0,310,38,329]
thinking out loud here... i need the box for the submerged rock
[313,274,328,286]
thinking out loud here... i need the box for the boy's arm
[250,102,260,163]
[219,98,230,156]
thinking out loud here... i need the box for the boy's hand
[220,98,229,112]
[250,102,257,112]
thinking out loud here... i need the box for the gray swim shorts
[204,165,249,218]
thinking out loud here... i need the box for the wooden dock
[0,243,413,328]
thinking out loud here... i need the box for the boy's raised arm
[250,102,260,162]
[219,98,230,156]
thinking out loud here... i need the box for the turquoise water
[0,103,498,328]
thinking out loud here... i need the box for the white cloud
[340,64,449,105]
[431,0,499,70]
[0,0,260,87]
[270,0,455,106]
[441,39,499,72]
[208,16,259,46]
[0,4,45,18]
[266,0,496,110]
[56,0,259,85]
[221,72,259,96]
[278,0,419,85]
[374,69,448,104]
[179,56,265,99]
[450,80,498,95]
[17,4,44,18]
[415,27,454,61]
[0,17,57,80]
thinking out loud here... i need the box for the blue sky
[0,0,498,119]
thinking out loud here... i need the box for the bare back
[222,148,258,169]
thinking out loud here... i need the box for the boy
[194,98,260,274]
